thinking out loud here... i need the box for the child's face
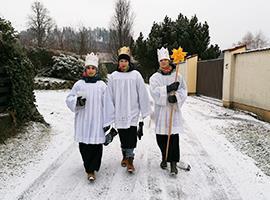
[119,59,129,71]
[159,59,172,73]
[159,59,170,68]
[85,66,97,77]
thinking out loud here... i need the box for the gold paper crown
[118,46,131,56]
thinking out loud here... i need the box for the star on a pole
[171,47,187,64]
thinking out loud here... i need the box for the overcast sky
[0,0,269,49]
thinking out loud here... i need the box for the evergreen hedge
[0,17,44,124]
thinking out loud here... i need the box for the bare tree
[109,0,135,61]
[62,27,78,52]
[21,12,110,54]
[234,31,269,49]
[78,26,89,55]
[88,30,98,53]
[51,26,65,50]
[19,29,35,46]
[28,1,54,47]
[77,26,98,55]
[253,32,269,49]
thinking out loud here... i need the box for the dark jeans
[118,126,137,158]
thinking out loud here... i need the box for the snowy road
[2,90,270,200]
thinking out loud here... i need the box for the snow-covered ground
[0,90,269,200]
[0,90,74,199]
[35,77,67,83]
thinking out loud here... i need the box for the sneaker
[87,172,96,182]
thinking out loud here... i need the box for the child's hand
[137,121,144,140]
[166,82,180,93]
[76,96,86,106]
[104,128,118,146]
[168,95,177,103]
[103,125,110,133]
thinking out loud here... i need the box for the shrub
[0,17,44,124]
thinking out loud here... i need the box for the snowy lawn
[0,90,269,200]
[0,90,75,199]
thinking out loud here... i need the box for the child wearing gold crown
[104,46,150,173]
[66,53,116,181]
[149,47,189,175]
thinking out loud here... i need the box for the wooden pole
[165,63,180,161]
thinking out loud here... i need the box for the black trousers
[118,126,137,149]
[79,143,103,173]
[156,134,180,162]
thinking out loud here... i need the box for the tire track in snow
[15,96,270,200]
[181,110,242,200]
[17,143,77,200]
[102,136,151,200]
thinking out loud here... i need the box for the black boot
[170,161,178,175]
[160,160,167,169]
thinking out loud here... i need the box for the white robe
[149,71,187,135]
[106,70,151,129]
[66,80,107,144]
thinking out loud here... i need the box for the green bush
[99,63,108,83]
[47,54,108,82]
[0,17,44,124]
[48,54,84,80]
[26,47,57,75]
[102,62,116,74]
